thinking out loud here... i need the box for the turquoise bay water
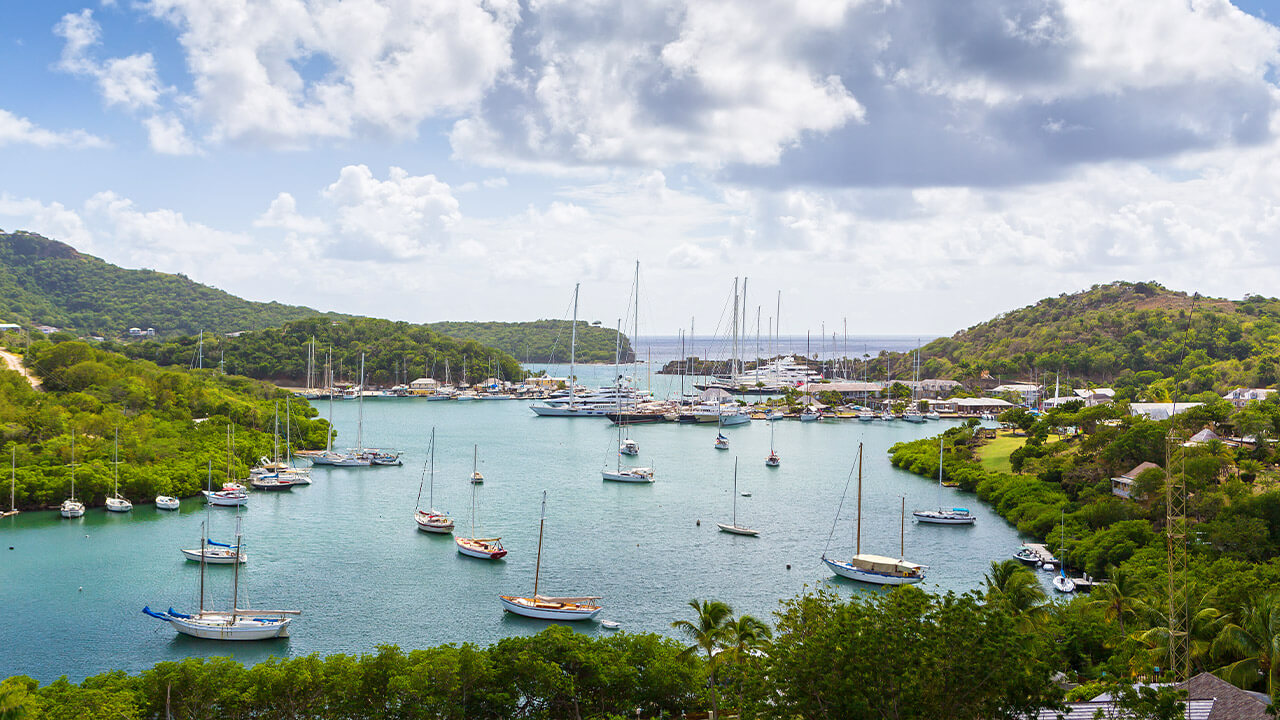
[2,396,1031,682]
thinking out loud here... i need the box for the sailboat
[184,462,246,563]
[3,447,19,517]
[203,426,248,506]
[105,428,133,512]
[1052,511,1075,593]
[144,517,298,640]
[603,403,654,482]
[903,343,926,423]
[717,458,758,536]
[765,422,780,467]
[455,480,506,559]
[470,445,484,484]
[822,443,926,585]
[60,431,85,518]
[499,490,602,620]
[912,436,975,525]
[414,429,454,533]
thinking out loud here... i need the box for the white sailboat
[603,399,654,482]
[499,491,602,620]
[822,443,926,585]
[912,436,975,525]
[470,445,484,484]
[765,422,780,467]
[105,428,133,512]
[184,462,247,563]
[203,426,248,506]
[145,517,297,640]
[717,458,759,536]
[60,431,85,518]
[414,429,454,533]
[3,447,19,517]
[455,480,506,560]
[1052,512,1075,593]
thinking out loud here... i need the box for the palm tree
[672,599,733,719]
[1212,592,1280,701]
[721,614,772,717]
[984,560,1047,629]
[1088,565,1145,637]
[1133,586,1223,677]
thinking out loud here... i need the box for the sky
[1,0,1279,338]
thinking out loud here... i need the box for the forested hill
[0,231,342,337]
[118,317,524,385]
[426,320,633,364]
[922,281,1280,390]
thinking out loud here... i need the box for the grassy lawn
[977,431,1026,474]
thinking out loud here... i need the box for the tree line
[113,317,524,387]
[0,585,1073,720]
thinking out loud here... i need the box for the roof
[1184,671,1270,719]
[1189,428,1221,443]
[1123,461,1163,479]
[1035,700,1214,719]
[992,383,1042,393]
[953,397,1015,407]
[1129,402,1203,420]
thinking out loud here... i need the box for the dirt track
[0,349,40,389]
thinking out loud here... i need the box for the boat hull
[155,496,181,510]
[169,615,291,640]
[716,523,759,536]
[105,498,133,512]
[529,405,612,417]
[601,470,655,483]
[202,491,248,506]
[181,548,245,564]
[456,538,507,559]
[912,511,976,525]
[415,511,454,533]
[823,557,923,585]
[498,595,602,620]
[1053,575,1075,593]
[60,502,85,518]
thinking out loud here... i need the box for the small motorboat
[203,489,248,507]
[601,620,620,630]
[620,439,639,456]
[1013,546,1040,565]
[155,495,180,511]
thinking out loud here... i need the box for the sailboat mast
[11,446,16,512]
[938,435,944,509]
[199,522,206,614]
[428,430,436,510]
[70,430,76,502]
[732,457,738,526]
[731,278,739,378]
[273,401,280,462]
[231,518,242,621]
[741,277,748,376]
[356,353,365,452]
[775,291,781,384]
[856,443,863,555]
[533,490,547,598]
[113,427,119,497]
[327,353,335,452]
[569,283,579,410]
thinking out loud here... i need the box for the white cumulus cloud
[0,109,106,149]
[321,165,461,259]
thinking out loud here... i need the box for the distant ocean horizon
[626,334,942,365]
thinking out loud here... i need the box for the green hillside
[0,339,327,511]
[0,230,342,337]
[922,281,1280,395]
[426,320,632,364]
[119,316,524,385]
